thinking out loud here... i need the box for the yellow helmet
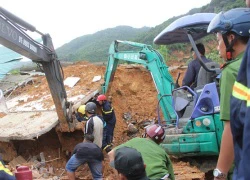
[78,105,86,115]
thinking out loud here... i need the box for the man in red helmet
[96,94,116,153]
[108,124,174,180]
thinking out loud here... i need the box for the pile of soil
[3,61,206,179]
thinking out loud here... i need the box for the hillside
[56,26,150,62]
[56,0,245,63]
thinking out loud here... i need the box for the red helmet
[146,124,165,143]
[97,94,107,101]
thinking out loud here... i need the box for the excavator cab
[154,13,223,157]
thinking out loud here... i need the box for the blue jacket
[230,41,250,180]
[101,101,116,124]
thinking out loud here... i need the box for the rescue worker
[207,8,250,179]
[182,43,212,89]
[66,134,104,180]
[96,94,116,153]
[75,105,88,122]
[84,102,104,148]
[0,156,15,180]
[230,3,250,180]
[108,124,174,180]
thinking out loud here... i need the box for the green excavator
[102,13,223,161]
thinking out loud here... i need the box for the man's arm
[214,121,234,179]
[108,149,115,163]
[182,62,196,87]
[164,154,175,180]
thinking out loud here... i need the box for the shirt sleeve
[84,118,94,134]
[220,68,237,121]
[165,153,175,180]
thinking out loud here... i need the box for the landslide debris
[1,61,206,179]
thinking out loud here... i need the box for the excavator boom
[103,40,177,123]
[0,7,72,131]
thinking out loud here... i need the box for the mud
[1,61,208,179]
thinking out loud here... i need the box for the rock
[127,123,138,134]
[123,112,132,121]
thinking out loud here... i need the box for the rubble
[0,61,206,179]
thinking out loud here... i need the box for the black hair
[84,134,95,142]
[229,32,250,44]
[191,43,205,55]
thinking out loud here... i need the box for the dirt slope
[3,61,206,179]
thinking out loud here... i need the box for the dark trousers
[102,127,107,149]
[106,121,116,144]
[102,120,116,148]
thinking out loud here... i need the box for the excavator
[102,12,224,162]
[0,7,100,162]
[0,7,75,132]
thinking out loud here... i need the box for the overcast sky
[2,0,211,48]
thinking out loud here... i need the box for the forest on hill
[56,0,245,63]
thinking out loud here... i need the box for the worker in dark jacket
[66,134,104,180]
[182,43,212,89]
[97,94,116,153]
[229,5,250,180]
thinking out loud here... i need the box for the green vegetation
[56,0,245,63]
[56,26,150,62]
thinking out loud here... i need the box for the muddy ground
[1,60,213,179]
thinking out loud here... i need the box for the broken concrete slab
[0,75,34,96]
[92,75,101,82]
[0,111,58,142]
[63,77,80,88]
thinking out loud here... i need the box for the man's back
[101,101,116,123]
[85,115,103,148]
[73,142,103,161]
[182,56,212,89]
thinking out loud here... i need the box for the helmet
[146,124,165,144]
[207,8,250,36]
[97,94,107,101]
[85,102,97,114]
[78,105,86,114]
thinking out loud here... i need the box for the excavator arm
[0,7,73,131]
[102,40,177,123]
